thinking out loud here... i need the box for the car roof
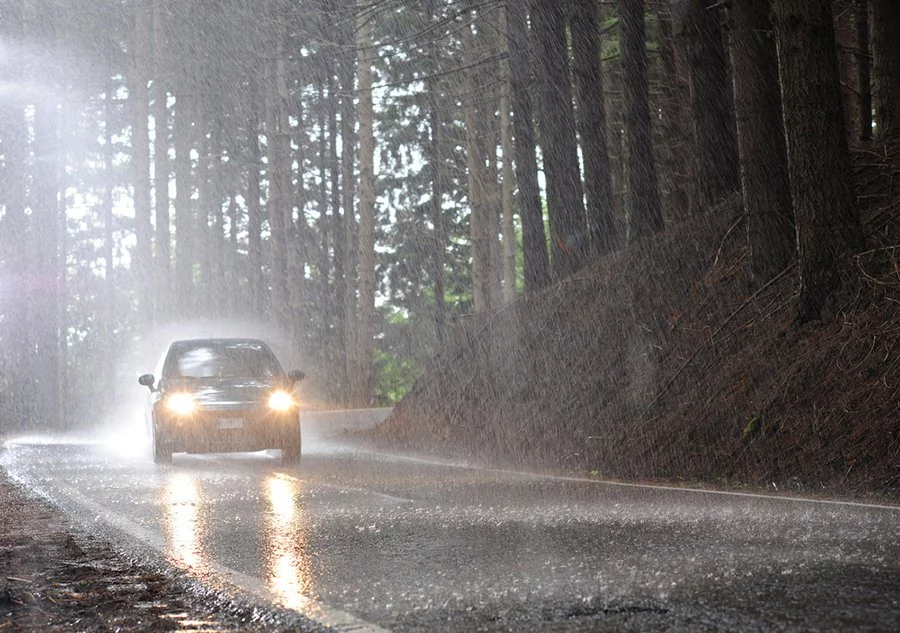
[168,338,273,350]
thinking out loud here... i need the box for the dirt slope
[373,144,900,500]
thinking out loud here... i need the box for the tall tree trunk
[198,117,226,316]
[531,0,588,278]
[226,195,239,316]
[355,0,376,406]
[317,79,333,365]
[102,81,118,410]
[265,9,292,330]
[604,46,626,229]
[773,0,864,322]
[833,0,865,145]
[426,0,447,342]
[869,0,900,139]
[246,81,265,317]
[152,0,171,320]
[173,90,195,317]
[0,0,32,429]
[656,0,694,220]
[210,120,226,314]
[327,63,347,391]
[621,0,664,241]
[132,0,153,328]
[462,12,495,315]
[506,2,550,292]
[483,8,504,306]
[571,0,616,254]
[340,0,358,404]
[196,101,213,315]
[32,36,62,429]
[728,0,795,284]
[857,0,872,141]
[499,13,517,305]
[287,72,307,345]
[56,103,70,430]
[683,0,740,207]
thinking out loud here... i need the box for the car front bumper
[155,407,300,454]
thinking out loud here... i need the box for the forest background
[0,0,897,494]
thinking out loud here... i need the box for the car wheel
[152,429,172,464]
[281,429,301,465]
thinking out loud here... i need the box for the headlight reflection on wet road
[163,473,206,570]
[264,473,313,611]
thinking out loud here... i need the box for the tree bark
[173,92,195,317]
[209,119,226,315]
[531,0,588,278]
[317,79,333,361]
[728,0,795,284]
[657,0,694,220]
[196,101,213,314]
[621,0,664,241]
[506,2,550,292]
[102,82,118,410]
[340,0,358,404]
[571,0,616,254]
[462,11,496,315]
[425,0,448,341]
[772,0,864,322]
[131,0,153,327]
[287,71,307,344]
[355,0,377,406]
[327,58,347,390]
[833,0,865,145]
[152,0,171,320]
[499,30,517,304]
[264,7,292,330]
[869,0,900,139]
[246,80,265,316]
[683,0,740,207]
[32,19,62,429]
[0,0,33,428]
[857,0,872,141]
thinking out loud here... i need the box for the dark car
[138,338,305,464]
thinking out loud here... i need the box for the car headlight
[268,390,296,412]
[165,393,196,416]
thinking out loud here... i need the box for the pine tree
[621,0,663,240]
[531,0,588,278]
[772,0,864,322]
[683,0,739,207]
[506,2,550,292]
[571,0,616,253]
[728,0,795,284]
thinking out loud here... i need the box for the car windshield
[167,344,281,379]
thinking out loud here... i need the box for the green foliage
[374,348,420,405]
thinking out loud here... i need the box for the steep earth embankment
[373,143,900,500]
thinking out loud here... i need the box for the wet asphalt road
[2,424,899,632]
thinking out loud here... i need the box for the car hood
[167,378,283,409]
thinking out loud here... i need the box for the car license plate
[217,417,244,429]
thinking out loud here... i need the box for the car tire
[152,429,172,464]
[281,429,301,465]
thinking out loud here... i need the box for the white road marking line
[356,450,900,512]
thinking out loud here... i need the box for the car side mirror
[288,370,305,385]
[138,373,156,391]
